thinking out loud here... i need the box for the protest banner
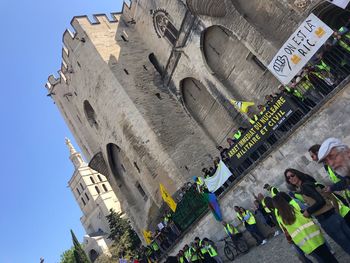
[227,95,295,168]
[204,160,232,192]
[268,13,333,84]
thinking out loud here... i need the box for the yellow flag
[230,100,255,113]
[143,229,153,244]
[159,183,177,212]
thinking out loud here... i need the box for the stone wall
[45,0,347,238]
[166,81,350,256]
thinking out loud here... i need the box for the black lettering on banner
[227,95,294,168]
[273,55,291,76]
[305,19,316,32]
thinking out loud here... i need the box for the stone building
[45,0,350,237]
[66,138,122,261]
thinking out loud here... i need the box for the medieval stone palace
[45,0,350,247]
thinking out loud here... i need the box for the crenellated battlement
[45,8,130,93]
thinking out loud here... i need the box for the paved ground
[222,234,349,263]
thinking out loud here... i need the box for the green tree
[60,247,75,263]
[71,229,91,263]
[106,209,128,241]
[105,209,141,258]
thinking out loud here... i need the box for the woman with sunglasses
[284,168,350,255]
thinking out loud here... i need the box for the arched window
[95,186,100,194]
[90,176,95,184]
[76,188,81,195]
[81,197,86,206]
[97,174,103,182]
[230,0,295,45]
[181,77,237,144]
[89,249,99,262]
[153,9,179,45]
[202,25,271,100]
[102,184,108,192]
[80,183,84,191]
[85,193,90,201]
[83,100,99,129]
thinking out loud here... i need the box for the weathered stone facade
[45,0,347,237]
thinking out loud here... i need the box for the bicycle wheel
[236,239,249,253]
[224,245,235,261]
[227,241,240,257]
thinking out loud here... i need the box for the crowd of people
[119,136,350,263]
[195,22,350,197]
[231,137,350,263]
[118,22,350,263]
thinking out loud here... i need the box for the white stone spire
[65,137,84,168]
[65,137,77,155]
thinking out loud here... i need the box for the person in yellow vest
[195,237,215,263]
[264,193,314,263]
[247,111,259,125]
[203,238,223,263]
[222,220,239,240]
[253,197,275,228]
[177,250,188,263]
[150,240,161,260]
[263,183,279,197]
[303,66,334,97]
[234,206,267,245]
[193,176,206,194]
[183,245,191,263]
[284,168,350,255]
[189,241,202,263]
[263,196,281,237]
[233,127,247,140]
[272,194,337,262]
[308,144,350,204]
[333,29,350,54]
[222,221,249,250]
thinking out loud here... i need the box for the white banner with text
[204,161,232,192]
[268,13,333,85]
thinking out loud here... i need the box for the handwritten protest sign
[268,13,333,85]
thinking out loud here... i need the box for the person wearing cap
[308,144,350,203]
[318,138,350,192]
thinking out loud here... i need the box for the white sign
[268,13,333,85]
[327,0,350,9]
[204,161,232,192]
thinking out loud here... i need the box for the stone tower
[66,138,121,261]
[46,0,336,235]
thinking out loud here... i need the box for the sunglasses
[286,173,295,180]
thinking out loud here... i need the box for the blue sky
[0,0,124,262]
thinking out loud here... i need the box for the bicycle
[218,234,249,261]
